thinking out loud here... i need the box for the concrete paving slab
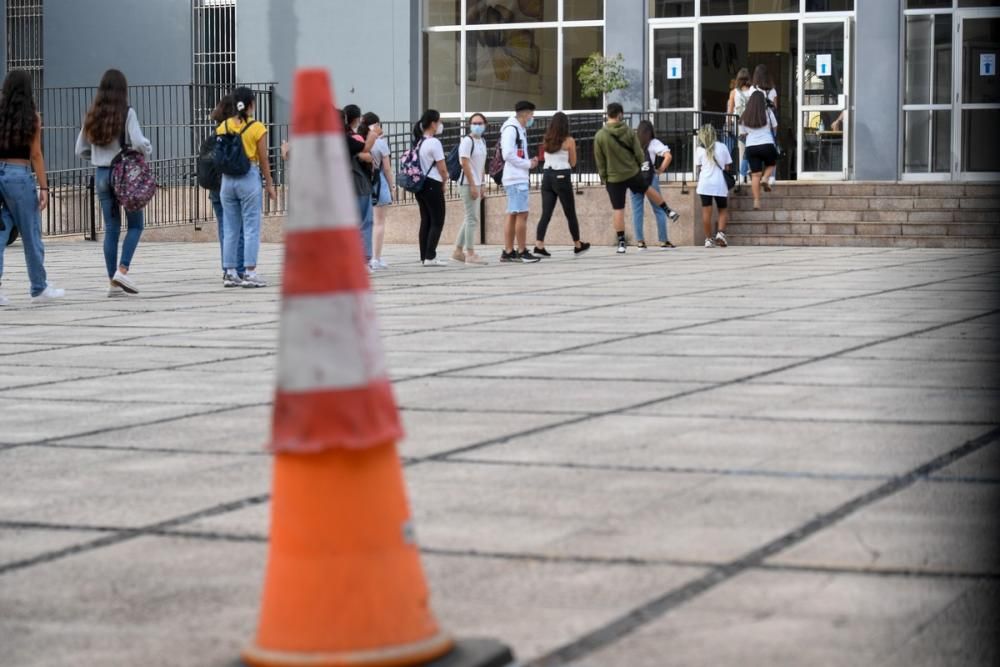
[750,357,1000,389]
[0,447,269,528]
[0,344,268,371]
[406,462,873,563]
[0,528,104,568]
[568,571,989,667]
[582,332,880,358]
[0,366,112,390]
[394,377,703,413]
[463,416,987,477]
[769,481,1000,575]
[931,442,1000,480]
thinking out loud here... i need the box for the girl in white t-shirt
[453,112,489,265]
[413,109,448,266]
[694,124,733,248]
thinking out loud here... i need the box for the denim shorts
[374,172,392,207]
[505,182,530,214]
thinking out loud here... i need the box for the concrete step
[726,182,1000,198]
[727,195,999,213]
[728,233,1000,248]
[727,221,1000,237]
[726,207,998,224]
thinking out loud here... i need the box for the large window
[423,0,604,115]
[5,0,44,96]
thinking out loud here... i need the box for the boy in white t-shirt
[694,124,733,248]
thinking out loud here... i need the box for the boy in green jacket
[595,103,678,254]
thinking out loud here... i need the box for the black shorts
[745,144,778,173]
[699,195,728,209]
[605,172,649,210]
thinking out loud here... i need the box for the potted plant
[576,52,630,104]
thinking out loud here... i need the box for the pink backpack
[110,109,156,212]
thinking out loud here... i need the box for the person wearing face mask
[414,109,449,266]
[452,112,489,266]
[499,100,540,263]
[343,104,379,268]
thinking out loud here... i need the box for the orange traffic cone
[240,68,452,667]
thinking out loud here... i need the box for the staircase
[725,182,1000,248]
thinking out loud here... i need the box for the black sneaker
[616,239,627,254]
[660,241,676,249]
[637,241,648,251]
[500,250,522,263]
[573,242,591,257]
[533,247,551,258]
[519,250,541,263]
[666,207,681,222]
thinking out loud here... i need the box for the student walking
[533,111,590,258]
[740,90,779,211]
[0,69,63,305]
[205,95,244,279]
[413,109,448,266]
[727,67,752,191]
[694,124,733,248]
[594,103,675,255]
[751,64,779,189]
[499,100,540,263]
[630,120,678,251]
[452,112,489,266]
[363,112,393,270]
[75,69,151,296]
[216,86,276,288]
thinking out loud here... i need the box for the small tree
[577,53,630,100]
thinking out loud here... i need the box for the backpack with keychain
[110,107,157,212]
[213,118,258,177]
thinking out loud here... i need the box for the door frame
[954,8,1000,182]
[797,16,851,181]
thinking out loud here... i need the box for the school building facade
[2,0,997,183]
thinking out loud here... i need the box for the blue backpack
[212,119,257,177]
[397,138,431,193]
[446,143,463,182]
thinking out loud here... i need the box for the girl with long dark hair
[216,86,275,288]
[534,112,589,257]
[728,67,752,190]
[413,109,448,266]
[362,111,393,270]
[740,90,778,210]
[76,69,152,296]
[452,112,489,265]
[0,69,63,304]
[631,119,677,250]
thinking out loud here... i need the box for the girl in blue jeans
[217,87,276,288]
[631,120,678,250]
[0,69,63,305]
[208,95,244,278]
[75,69,152,296]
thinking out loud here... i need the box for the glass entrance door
[956,14,1000,178]
[649,24,697,175]
[798,18,850,179]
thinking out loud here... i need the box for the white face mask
[435,123,444,136]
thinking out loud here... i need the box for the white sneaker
[768,175,776,188]
[0,291,8,306]
[616,239,627,254]
[368,259,381,272]
[704,238,716,248]
[223,270,244,288]
[32,286,65,303]
[241,271,267,288]
[107,285,127,298]
[423,259,448,267]
[715,231,729,248]
[376,258,389,270]
[112,270,138,294]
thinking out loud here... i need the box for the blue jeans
[221,165,262,269]
[630,177,668,243]
[96,166,144,279]
[357,193,373,260]
[0,162,48,296]
[210,189,244,273]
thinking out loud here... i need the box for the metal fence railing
[40,106,737,238]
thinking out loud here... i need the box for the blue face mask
[526,117,535,129]
[470,124,486,136]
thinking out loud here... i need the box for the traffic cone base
[243,445,453,665]
[241,630,454,667]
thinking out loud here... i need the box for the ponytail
[231,86,255,123]
[413,108,440,141]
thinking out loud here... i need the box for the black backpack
[197,134,221,190]
[212,119,257,177]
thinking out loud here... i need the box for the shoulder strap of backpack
[238,119,257,136]
[119,106,131,150]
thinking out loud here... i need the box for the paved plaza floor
[0,240,998,666]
